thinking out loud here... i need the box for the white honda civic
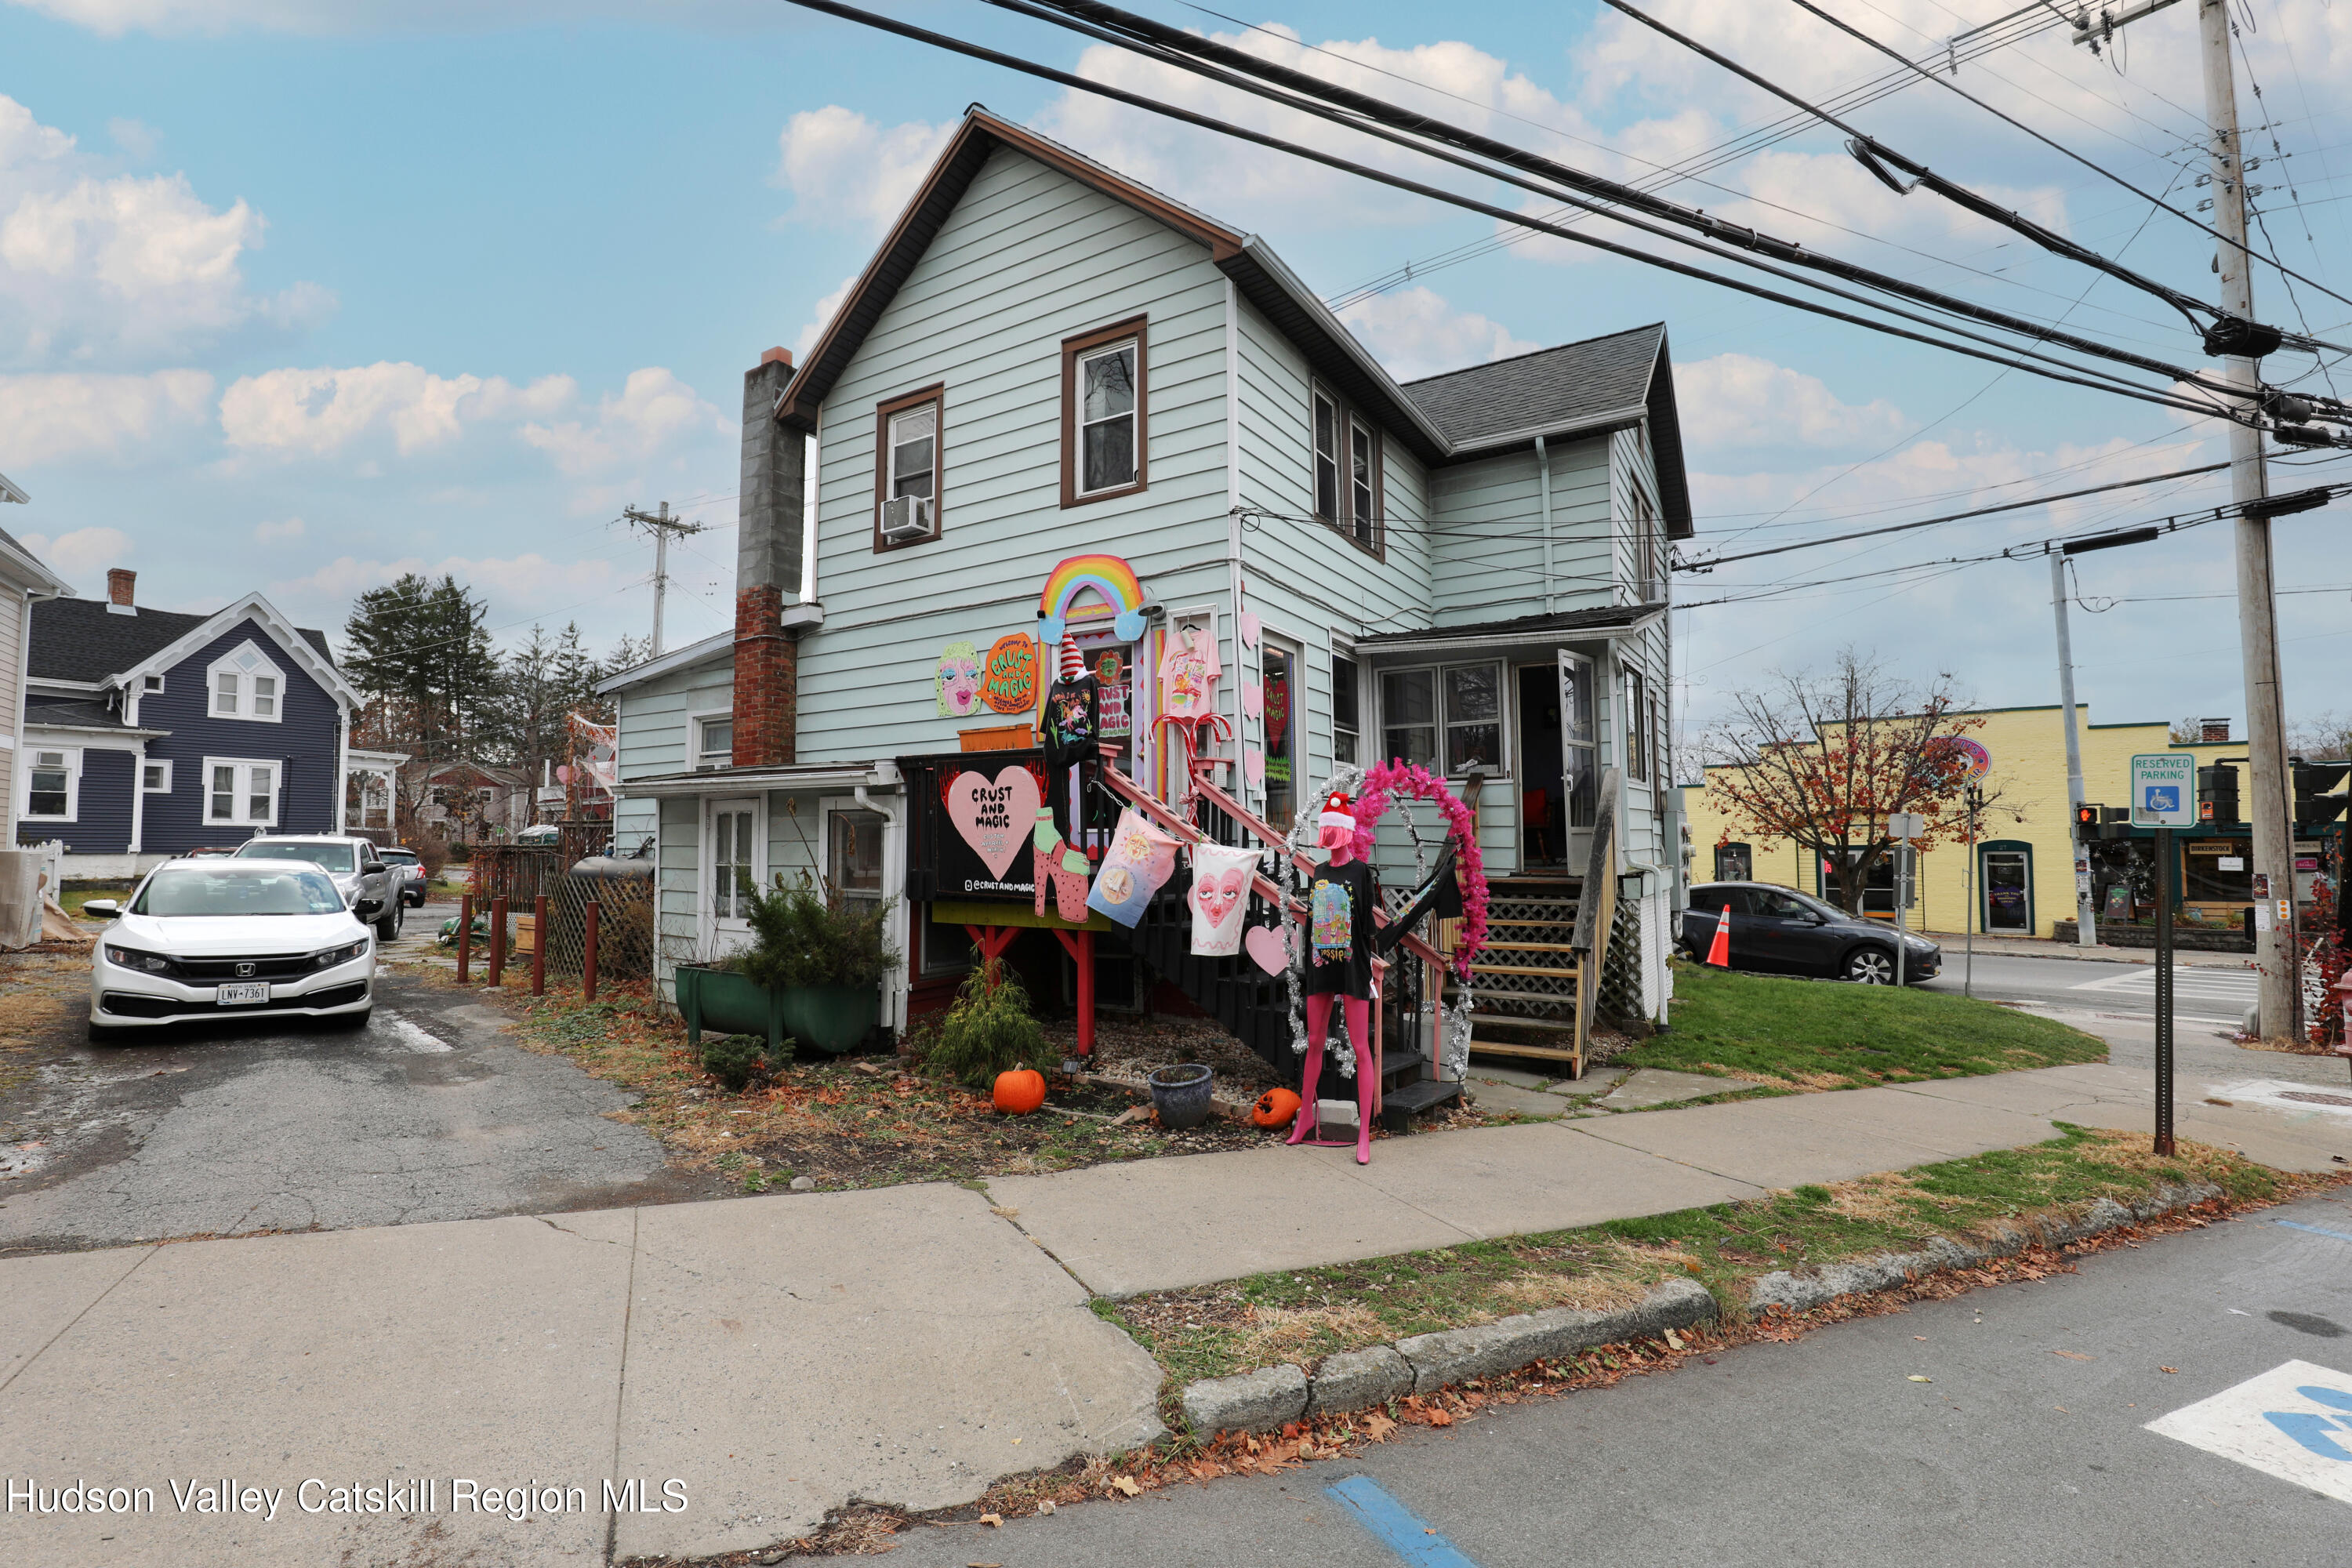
[82,858,379,1043]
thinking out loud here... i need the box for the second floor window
[1312,387,1381,556]
[209,641,285,722]
[696,717,734,771]
[1062,317,1149,505]
[1332,654,1359,765]
[873,387,944,550]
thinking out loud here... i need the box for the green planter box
[673,966,881,1058]
[782,983,881,1056]
[673,964,789,1057]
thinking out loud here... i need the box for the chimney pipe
[734,349,804,768]
[107,568,136,607]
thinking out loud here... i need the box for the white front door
[1559,650,1597,868]
[706,797,760,949]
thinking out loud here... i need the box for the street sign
[1887,812,1926,840]
[2131,753,2198,827]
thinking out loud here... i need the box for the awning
[1351,602,1666,658]
[615,760,897,800]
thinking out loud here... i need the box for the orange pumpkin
[993,1065,1047,1116]
[1250,1087,1302,1128]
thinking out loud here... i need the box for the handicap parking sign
[2144,784,2180,814]
[2148,1359,2352,1504]
[2131,753,2196,827]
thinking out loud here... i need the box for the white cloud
[18,523,132,581]
[793,272,856,362]
[218,361,574,457]
[0,93,330,367]
[1336,286,1537,381]
[267,550,624,618]
[0,367,212,461]
[517,366,726,477]
[252,515,303,543]
[775,107,953,233]
[1673,354,1907,452]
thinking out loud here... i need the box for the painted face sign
[937,641,984,717]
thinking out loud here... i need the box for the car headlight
[104,945,172,973]
[313,938,372,969]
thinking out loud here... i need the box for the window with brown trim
[1062,317,1148,506]
[1310,384,1382,557]
[872,384,944,552]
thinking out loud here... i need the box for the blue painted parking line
[1326,1474,1480,1566]
[2274,1220,2352,1245]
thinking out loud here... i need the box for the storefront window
[1262,642,1298,828]
[2182,839,2253,903]
[1714,843,1751,881]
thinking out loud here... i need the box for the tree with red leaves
[1699,649,2009,917]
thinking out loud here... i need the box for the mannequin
[1288,790,1377,1163]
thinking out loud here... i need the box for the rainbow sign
[1036,553,1149,643]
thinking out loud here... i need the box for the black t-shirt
[1305,856,1377,999]
[1042,674,1100,771]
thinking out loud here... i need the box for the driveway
[0,952,716,1257]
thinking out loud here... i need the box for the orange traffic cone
[1704,903,1732,967]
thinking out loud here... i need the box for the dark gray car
[1679,881,1940,985]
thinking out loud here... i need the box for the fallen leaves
[1907,1375,1933,1383]
[978,1512,1003,1528]
[1108,1476,1142,1497]
[2051,1349,2095,1361]
[2160,1366,2180,1374]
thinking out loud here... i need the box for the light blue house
[601,110,1692,1051]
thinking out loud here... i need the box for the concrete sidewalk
[5,1062,2347,1566]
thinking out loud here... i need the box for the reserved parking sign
[2131,752,2196,827]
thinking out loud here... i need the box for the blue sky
[5,0,2350,753]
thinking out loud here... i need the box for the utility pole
[621,500,706,656]
[2074,0,2296,1038]
[2051,552,2098,946]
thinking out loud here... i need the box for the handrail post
[531,893,548,996]
[583,900,601,1002]
[456,894,473,983]
[488,895,507,985]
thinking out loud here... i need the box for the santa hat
[1319,789,1356,832]
[1059,642,1086,680]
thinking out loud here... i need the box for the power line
[620,500,708,656]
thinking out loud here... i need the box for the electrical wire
[782,0,2249,422]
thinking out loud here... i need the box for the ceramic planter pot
[1149,1062,1215,1131]
[782,983,881,1056]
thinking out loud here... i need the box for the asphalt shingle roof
[1353,601,1667,647]
[27,597,334,684]
[23,695,142,731]
[1399,325,1664,448]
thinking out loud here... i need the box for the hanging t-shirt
[1188,843,1259,957]
[1084,808,1181,928]
[1158,625,1221,720]
[1305,856,1377,999]
[1041,673,1100,771]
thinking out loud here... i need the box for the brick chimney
[2200,717,2232,743]
[107,567,136,613]
[734,348,804,768]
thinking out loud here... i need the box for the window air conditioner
[879,494,931,542]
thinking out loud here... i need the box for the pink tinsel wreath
[1351,760,1490,979]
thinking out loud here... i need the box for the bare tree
[2288,711,2351,761]
[1699,648,2007,916]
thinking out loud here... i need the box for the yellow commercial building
[1679,706,2249,939]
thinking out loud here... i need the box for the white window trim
[22,746,80,822]
[702,795,764,949]
[201,755,281,828]
[1371,660,1512,780]
[141,758,174,793]
[689,707,735,772]
[818,797,894,906]
[142,674,165,693]
[207,640,288,724]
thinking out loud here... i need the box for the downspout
[1224,277,1247,807]
[1535,435,1555,615]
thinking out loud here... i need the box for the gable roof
[0,519,69,594]
[0,470,27,505]
[1399,326,1693,539]
[30,593,341,692]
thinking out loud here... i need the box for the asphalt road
[0,960,713,1256]
[876,1189,2352,1568]
[1918,949,2261,1027]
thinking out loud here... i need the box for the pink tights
[1287,993,1374,1163]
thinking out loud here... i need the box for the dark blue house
[16,569,399,877]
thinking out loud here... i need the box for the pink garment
[1187,843,1258,956]
[1289,993,1375,1163]
[1157,624,1221,720]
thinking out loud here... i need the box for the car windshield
[134,866,347,916]
[381,850,417,863]
[237,840,355,873]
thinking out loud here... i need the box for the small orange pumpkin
[1250,1087,1302,1128]
[993,1065,1047,1116]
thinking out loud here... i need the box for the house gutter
[1535,434,1555,615]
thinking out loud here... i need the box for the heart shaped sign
[1239,610,1261,648]
[1244,921,1294,975]
[1243,746,1265,786]
[1242,680,1263,719]
[947,767,1041,880]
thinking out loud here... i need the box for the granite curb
[1175,1182,2226,1436]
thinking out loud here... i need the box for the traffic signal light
[2199,764,2241,825]
[2100,805,2131,840]
[2295,760,2350,826]
[2074,803,2100,838]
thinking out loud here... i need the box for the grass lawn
[1112,1125,2303,1392]
[61,887,131,920]
[1624,960,2106,1093]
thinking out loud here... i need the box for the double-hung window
[1631,491,1660,601]
[1331,655,1359,765]
[1378,662,1503,776]
[209,641,285,723]
[1311,387,1381,556]
[874,387,943,550]
[695,716,734,771]
[1625,668,1650,782]
[25,749,76,819]
[1062,318,1148,505]
[204,758,278,826]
